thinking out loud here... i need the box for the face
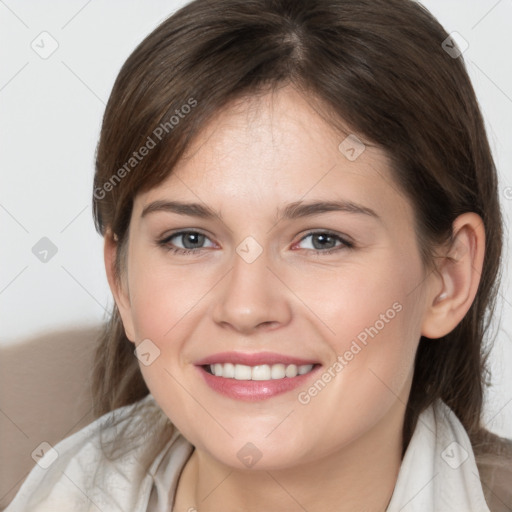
[111,85,433,470]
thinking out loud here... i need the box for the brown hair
[91,0,507,462]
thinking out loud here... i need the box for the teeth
[208,363,314,380]
[271,363,286,379]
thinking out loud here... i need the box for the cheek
[290,287,421,462]
[291,253,419,346]
[296,252,424,401]
[127,258,211,340]
[126,262,209,428]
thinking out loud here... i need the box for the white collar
[386,398,490,511]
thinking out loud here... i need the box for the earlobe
[421,213,485,339]
[103,228,136,342]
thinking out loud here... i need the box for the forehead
[173,86,372,178]
[133,86,412,225]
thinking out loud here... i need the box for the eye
[157,230,215,255]
[157,229,354,256]
[293,231,353,254]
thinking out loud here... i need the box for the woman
[6,0,511,510]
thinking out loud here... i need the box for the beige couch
[0,326,100,509]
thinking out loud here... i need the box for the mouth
[195,352,322,401]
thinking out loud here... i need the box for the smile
[205,363,315,380]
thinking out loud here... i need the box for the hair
[91,0,510,467]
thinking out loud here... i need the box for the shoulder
[474,430,512,512]
[4,394,180,512]
[425,400,512,512]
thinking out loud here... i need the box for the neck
[174,399,405,512]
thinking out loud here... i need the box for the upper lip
[195,351,319,367]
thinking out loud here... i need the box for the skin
[104,84,485,512]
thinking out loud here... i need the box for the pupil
[314,234,333,250]
[185,233,203,248]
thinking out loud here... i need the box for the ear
[104,228,136,342]
[421,212,485,339]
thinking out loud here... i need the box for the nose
[211,246,292,334]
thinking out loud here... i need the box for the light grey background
[1,0,511,439]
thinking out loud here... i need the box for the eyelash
[156,230,354,256]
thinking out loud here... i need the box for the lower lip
[197,365,321,401]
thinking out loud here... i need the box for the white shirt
[4,394,511,511]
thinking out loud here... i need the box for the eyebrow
[141,199,380,222]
